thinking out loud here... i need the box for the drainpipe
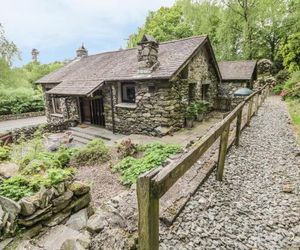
[110,85,116,134]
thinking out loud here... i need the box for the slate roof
[218,60,257,81]
[37,36,210,95]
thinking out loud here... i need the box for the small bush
[283,71,300,99]
[275,69,290,85]
[71,139,110,167]
[272,84,284,95]
[114,142,181,186]
[117,139,138,158]
[0,146,10,162]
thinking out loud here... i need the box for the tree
[127,5,193,47]
[0,23,19,65]
[279,32,300,73]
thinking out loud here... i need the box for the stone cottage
[37,35,221,136]
[217,60,257,110]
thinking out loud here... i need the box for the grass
[286,98,300,145]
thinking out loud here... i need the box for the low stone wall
[0,111,45,122]
[11,120,75,142]
[0,180,91,239]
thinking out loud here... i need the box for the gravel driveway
[160,96,300,249]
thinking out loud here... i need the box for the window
[52,97,62,114]
[121,82,136,103]
[188,83,196,103]
[202,84,209,100]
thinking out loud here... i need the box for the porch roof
[47,80,104,96]
[218,60,257,81]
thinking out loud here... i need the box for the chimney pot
[76,44,88,58]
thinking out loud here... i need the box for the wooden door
[80,98,92,124]
[80,91,105,126]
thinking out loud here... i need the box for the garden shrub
[113,142,181,186]
[275,69,290,85]
[70,139,110,167]
[117,139,139,158]
[283,71,300,99]
[0,146,10,162]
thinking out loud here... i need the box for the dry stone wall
[0,181,91,240]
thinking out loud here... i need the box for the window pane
[122,83,136,103]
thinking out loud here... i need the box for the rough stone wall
[103,81,184,136]
[0,181,91,239]
[217,81,249,111]
[42,85,79,123]
[0,111,45,122]
[187,46,219,108]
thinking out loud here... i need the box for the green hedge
[0,87,44,115]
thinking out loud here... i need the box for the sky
[0,0,175,66]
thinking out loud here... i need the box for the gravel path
[160,96,300,249]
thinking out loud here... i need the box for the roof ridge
[219,60,257,63]
[86,35,208,58]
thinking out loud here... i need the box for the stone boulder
[52,190,73,213]
[0,162,19,179]
[68,181,90,196]
[19,197,36,216]
[65,208,88,231]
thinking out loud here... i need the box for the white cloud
[0,0,175,54]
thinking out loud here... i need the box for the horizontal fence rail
[137,83,270,250]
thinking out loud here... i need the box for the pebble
[160,96,300,249]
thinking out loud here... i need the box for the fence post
[137,174,159,250]
[247,98,254,124]
[254,93,260,115]
[235,109,242,147]
[216,124,230,181]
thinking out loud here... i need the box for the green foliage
[0,168,74,201]
[128,5,193,47]
[286,99,300,145]
[117,139,138,158]
[185,104,197,119]
[194,101,209,114]
[279,33,300,73]
[128,0,297,65]
[71,139,110,167]
[0,23,19,65]
[272,84,284,95]
[283,71,300,99]
[114,143,181,186]
[0,146,10,162]
[275,69,290,85]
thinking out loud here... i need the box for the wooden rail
[0,132,13,146]
[137,83,270,250]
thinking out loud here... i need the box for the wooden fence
[0,132,13,146]
[137,83,270,250]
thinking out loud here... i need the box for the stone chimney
[137,34,159,74]
[31,48,39,62]
[76,44,88,58]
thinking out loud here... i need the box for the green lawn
[286,99,300,145]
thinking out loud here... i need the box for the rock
[0,162,19,179]
[282,184,293,193]
[0,195,21,215]
[39,187,56,208]
[77,231,91,248]
[19,197,36,216]
[0,204,4,219]
[56,182,65,195]
[18,205,53,227]
[154,126,171,136]
[0,238,13,250]
[43,211,71,227]
[68,181,90,196]
[52,190,73,213]
[86,209,110,233]
[65,208,88,231]
[15,240,42,250]
[38,225,82,250]
[60,239,85,250]
[63,193,91,213]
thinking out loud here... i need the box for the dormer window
[121,82,136,103]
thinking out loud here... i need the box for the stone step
[68,127,111,141]
[73,136,91,145]
[69,130,97,141]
